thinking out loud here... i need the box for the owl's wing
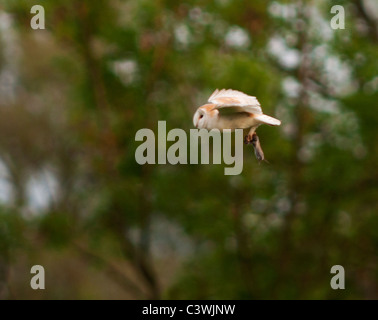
[208,89,263,115]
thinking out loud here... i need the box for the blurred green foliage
[0,0,377,299]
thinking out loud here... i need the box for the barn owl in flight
[193,89,281,161]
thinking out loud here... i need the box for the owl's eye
[199,115,204,119]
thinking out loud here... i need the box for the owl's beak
[194,117,198,128]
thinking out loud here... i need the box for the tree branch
[74,242,147,299]
[354,0,378,42]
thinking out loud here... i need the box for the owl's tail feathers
[255,114,281,126]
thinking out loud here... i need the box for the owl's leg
[244,127,256,145]
[244,128,265,161]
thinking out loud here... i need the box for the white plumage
[208,89,262,114]
[193,88,281,161]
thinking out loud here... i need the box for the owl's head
[193,105,213,129]
[193,109,205,129]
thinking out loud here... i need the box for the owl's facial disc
[193,109,206,129]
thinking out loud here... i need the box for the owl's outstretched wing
[208,89,263,115]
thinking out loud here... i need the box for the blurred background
[0,0,377,299]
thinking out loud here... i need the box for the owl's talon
[244,134,254,145]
